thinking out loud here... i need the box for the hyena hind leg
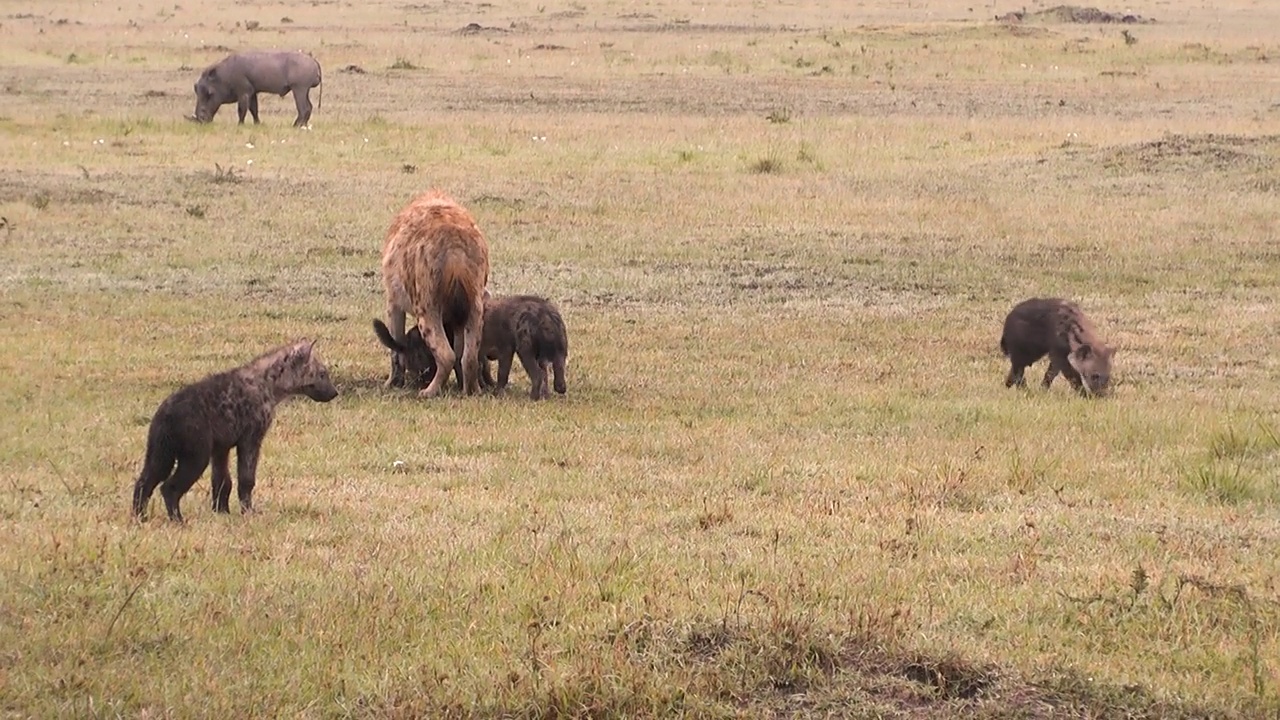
[132,448,177,519]
[551,356,567,395]
[1005,363,1028,389]
[160,449,212,522]
[517,348,546,400]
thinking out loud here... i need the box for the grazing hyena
[480,294,569,400]
[380,189,490,398]
[1000,298,1116,396]
[131,339,338,522]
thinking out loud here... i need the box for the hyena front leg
[493,351,515,394]
[236,438,264,514]
[1042,360,1061,389]
[210,447,234,513]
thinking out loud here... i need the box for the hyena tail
[551,355,567,395]
[435,253,486,323]
[372,318,411,354]
[132,426,177,518]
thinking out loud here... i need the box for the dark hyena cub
[131,339,338,522]
[1000,298,1116,396]
[373,319,445,390]
[481,294,569,400]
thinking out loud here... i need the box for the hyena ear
[289,338,316,363]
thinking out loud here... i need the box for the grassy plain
[1,0,1279,716]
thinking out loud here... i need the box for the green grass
[1,0,1279,716]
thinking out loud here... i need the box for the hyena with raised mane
[380,189,490,398]
[131,339,338,522]
[1000,297,1116,396]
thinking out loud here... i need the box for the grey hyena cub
[1000,298,1116,396]
[481,294,569,400]
[131,339,338,522]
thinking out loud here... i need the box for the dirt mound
[456,22,507,35]
[1101,133,1280,174]
[997,5,1153,24]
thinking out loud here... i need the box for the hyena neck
[240,345,301,404]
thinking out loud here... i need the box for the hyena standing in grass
[380,189,490,398]
[480,294,569,400]
[131,339,338,522]
[1000,297,1116,396]
[377,293,569,400]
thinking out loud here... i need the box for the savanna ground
[1,0,1279,716]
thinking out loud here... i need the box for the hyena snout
[1069,345,1114,396]
[304,380,339,402]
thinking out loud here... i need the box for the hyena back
[380,189,490,398]
[131,339,338,522]
[482,294,569,400]
[1000,297,1115,396]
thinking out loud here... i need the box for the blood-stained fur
[1000,298,1115,396]
[131,339,338,522]
[380,189,490,397]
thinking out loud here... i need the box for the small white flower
[62,141,70,146]
[363,138,368,143]
[246,159,254,165]
[245,142,254,149]
[392,460,406,469]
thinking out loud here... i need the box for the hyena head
[372,319,437,389]
[1067,340,1115,396]
[278,339,339,402]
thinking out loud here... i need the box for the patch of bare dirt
[456,22,507,35]
[1100,133,1280,174]
[997,5,1153,24]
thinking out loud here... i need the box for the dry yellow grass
[1,0,1279,716]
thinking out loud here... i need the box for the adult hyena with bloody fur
[1000,297,1116,396]
[380,190,490,398]
[131,339,338,522]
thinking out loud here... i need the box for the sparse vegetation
[0,0,1278,717]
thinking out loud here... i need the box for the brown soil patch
[1101,133,1280,174]
[997,5,1154,24]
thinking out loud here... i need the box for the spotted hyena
[479,294,568,400]
[379,189,490,398]
[1000,297,1115,396]
[383,293,569,400]
[131,339,338,522]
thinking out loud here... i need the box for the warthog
[191,50,322,127]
